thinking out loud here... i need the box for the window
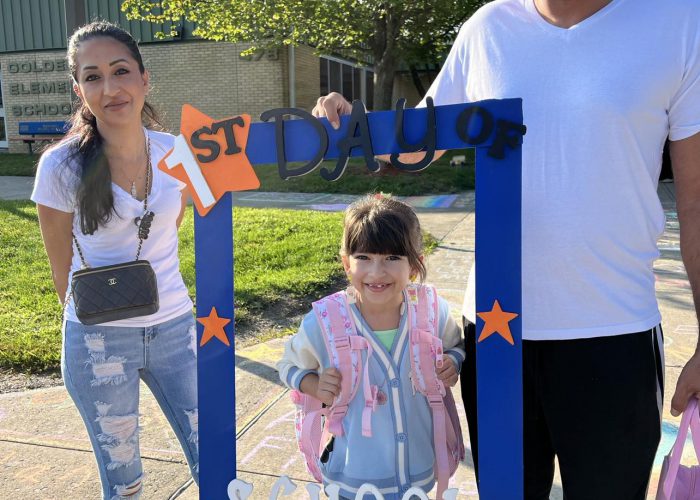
[365,71,374,111]
[320,59,329,95]
[319,57,374,110]
[0,72,7,148]
[342,64,353,101]
[329,60,341,95]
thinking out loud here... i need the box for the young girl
[278,195,465,499]
[32,22,197,499]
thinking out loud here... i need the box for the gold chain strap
[65,134,153,318]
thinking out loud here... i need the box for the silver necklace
[114,146,148,199]
[128,152,146,199]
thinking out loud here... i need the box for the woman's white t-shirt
[31,128,194,326]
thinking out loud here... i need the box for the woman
[31,22,198,499]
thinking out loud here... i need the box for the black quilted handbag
[68,136,160,325]
[71,260,159,325]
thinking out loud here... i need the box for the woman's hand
[177,187,190,229]
[36,204,73,304]
[437,357,459,387]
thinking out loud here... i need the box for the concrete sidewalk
[1,182,696,499]
[0,175,470,213]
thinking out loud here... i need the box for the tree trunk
[371,8,401,110]
[373,60,397,111]
[409,64,426,98]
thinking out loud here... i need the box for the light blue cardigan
[278,294,465,499]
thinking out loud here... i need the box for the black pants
[461,323,664,500]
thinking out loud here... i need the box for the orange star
[477,299,519,346]
[197,307,231,347]
[159,104,260,216]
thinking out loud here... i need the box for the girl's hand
[437,358,459,387]
[316,368,342,406]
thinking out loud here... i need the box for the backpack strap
[312,290,379,437]
[407,284,452,500]
[407,285,444,397]
[291,389,327,482]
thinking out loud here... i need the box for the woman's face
[72,36,149,130]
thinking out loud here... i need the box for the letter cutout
[269,475,296,498]
[260,108,329,180]
[401,487,429,500]
[323,100,378,181]
[325,484,341,500]
[456,106,494,146]
[305,483,322,500]
[488,120,527,159]
[227,478,253,500]
[441,488,460,500]
[354,483,385,499]
[390,97,436,172]
[191,126,220,163]
[212,117,246,155]
[164,134,217,207]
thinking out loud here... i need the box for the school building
[0,0,432,153]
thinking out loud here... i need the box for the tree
[121,0,483,110]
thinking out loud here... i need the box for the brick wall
[0,50,72,153]
[0,41,332,153]
[0,40,295,153]
[141,41,287,133]
[293,45,320,112]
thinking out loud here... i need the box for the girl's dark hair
[61,21,160,235]
[341,195,427,281]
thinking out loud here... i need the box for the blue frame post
[475,142,523,499]
[195,192,236,498]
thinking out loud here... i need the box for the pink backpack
[290,284,465,499]
[657,398,700,500]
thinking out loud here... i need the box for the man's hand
[437,357,459,387]
[671,352,700,416]
[311,91,446,166]
[312,92,353,129]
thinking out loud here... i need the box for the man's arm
[669,131,700,416]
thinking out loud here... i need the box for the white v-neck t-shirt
[423,0,700,340]
[32,129,193,326]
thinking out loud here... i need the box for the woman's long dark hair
[63,21,161,235]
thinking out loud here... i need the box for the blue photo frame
[161,98,525,499]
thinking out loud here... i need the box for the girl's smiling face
[342,252,418,310]
[72,36,149,129]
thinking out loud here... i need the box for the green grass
[0,202,344,372]
[0,151,475,195]
[0,202,436,373]
[177,207,346,325]
[0,154,40,176]
[253,150,475,194]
